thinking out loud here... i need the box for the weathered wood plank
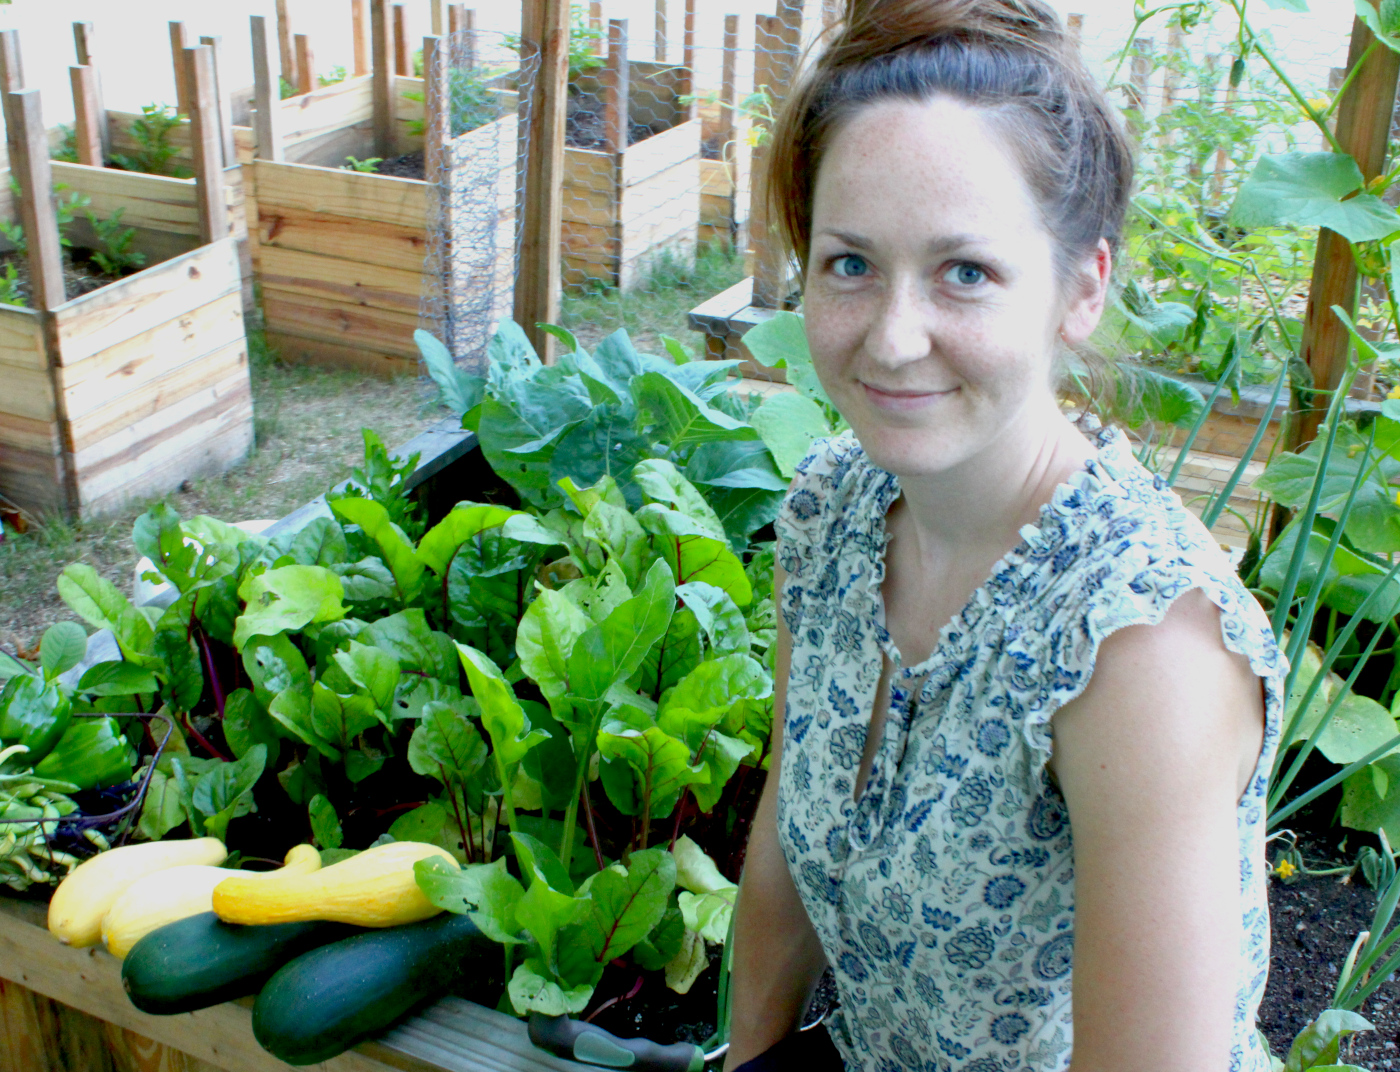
[277,75,373,149]
[57,291,245,421]
[262,287,421,357]
[0,304,45,370]
[49,163,199,235]
[562,147,614,196]
[258,204,427,273]
[52,239,240,366]
[0,410,59,454]
[0,447,67,516]
[252,159,426,229]
[265,329,419,377]
[258,245,422,313]
[620,117,699,189]
[0,365,59,422]
[561,184,614,227]
[67,339,250,455]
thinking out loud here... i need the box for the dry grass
[0,326,448,656]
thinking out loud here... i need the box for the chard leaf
[333,557,399,603]
[557,847,676,987]
[223,687,282,761]
[409,698,488,782]
[632,896,685,969]
[137,766,188,840]
[241,633,311,710]
[1284,1010,1374,1072]
[598,705,706,818]
[329,497,425,603]
[77,661,159,697]
[310,681,378,750]
[416,856,526,943]
[359,609,458,683]
[332,640,401,713]
[633,459,726,540]
[282,516,349,566]
[582,502,648,587]
[57,563,155,666]
[665,928,708,993]
[508,958,592,1016]
[234,565,346,648]
[566,560,676,702]
[417,503,518,574]
[637,509,752,606]
[275,685,340,759]
[40,622,87,679]
[677,582,751,655]
[308,792,343,849]
[516,588,591,701]
[192,744,266,841]
[457,644,549,766]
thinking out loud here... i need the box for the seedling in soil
[0,265,25,308]
[342,156,384,174]
[84,208,147,278]
[110,103,190,178]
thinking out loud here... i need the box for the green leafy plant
[318,65,349,88]
[110,103,190,177]
[0,180,93,257]
[84,207,147,278]
[0,265,25,308]
[50,124,79,164]
[342,155,384,173]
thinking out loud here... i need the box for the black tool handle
[528,1013,705,1071]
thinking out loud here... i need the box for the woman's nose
[865,279,932,369]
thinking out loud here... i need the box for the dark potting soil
[1259,830,1400,1069]
[0,248,123,305]
[374,150,427,180]
[566,92,657,151]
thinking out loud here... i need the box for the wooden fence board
[258,204,427,273]
[264,329,419,377]
[0,305,45,370]
[261,288,421,358]
[253,160,426,229]
[58,291,245,422]
[50,162,199,235]
[0,365,59,422]
[52,240,239,366]
[67,340,248,455]
[562,147,615,195]
[0,410,58,454]
[258,244,422,313]
[278,75,373,147]
[621,118,699,188]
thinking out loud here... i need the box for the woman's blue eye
[950,263,986,286]
[832,255,868,278]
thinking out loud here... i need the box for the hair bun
[833,0,1069,62]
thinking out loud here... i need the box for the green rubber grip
[528,1014,705,1072]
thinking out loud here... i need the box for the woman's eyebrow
[813,230,992,255]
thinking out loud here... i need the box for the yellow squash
[48,837,227,947]
[213,841,454,928]
[100,845,322,959]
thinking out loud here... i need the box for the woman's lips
[860,382,958,411]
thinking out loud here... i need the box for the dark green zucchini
[252,912,486,1065]
[122,912,351,1015]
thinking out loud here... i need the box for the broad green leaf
[665,927,709,993]
[750,393,830,478]
[360,609,457,683]
[333,557,398,603]
[282,516,349,567]
[77,661,159,697]
[632,372,759,449]
[133,504,198,594]
[1114,365,1206,429]
[516,588,590,701]
[308,792,344,849]
[1230,153,1400,243]
[633,607,703,699]
[515,873,585,966]
[154,606,204,713]
[1343,754,1400,846]
[40,622,87,679]
[241,633,311,710]
[1355,0,1400,50]
[417,328,486,417]
[638,507,752,605]
[489,319,544,370]
[137,766,188,840]
[549,406,652,509]
[567,560,676,702]
[223,687,282,762]
[0,650,30,680]
[417,503,518,574]
[508,958,592,1016]
[234,565,346,648]
[0,675,72,763]
[679,888,736,944]
[34,716,132,790]
[598,706,706,819]
[457,644,548,766]
[557,847,675,986]
[633,459,726,540]
[1117,278,1196,347]
[1285,1010,1374,1072]
[512,829,576,893]
[1314,693,1400,766]
[274,686,340,759]
[1260,519,1400,621]
[192,744,266,842]
[416,856,526,942]
[685,439,789,492]
[390,802,470,861]
[739,311,832,407]
[57,563,155,665]
[310,680,377,751]
[409,698,488,782]
[673,835,736,894]
[677,583,751,655]
[332,641,401,713]
[632,896,685,969]
[582,502,648,587]
[329,497,425,603]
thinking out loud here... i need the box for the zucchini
[122,912,350,1015]
[252,912,486,1065]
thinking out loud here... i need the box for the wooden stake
[603,19,630,155]
[515,0,570,362]
[1126,36,1153,141]
[423,35,448,176]
[372,0,395,156]
[69,66,103,166]
[295,33,315,95]
[352,0,370,76]
[462,9,478,71]
[449,4,462,35]
[276,0,298,90]
[169,21,193,115]
[679,0,694,103]
[394,4,410,76]
[719,14,737,162]
[5,88,64,311]
[655,0,666,62]
[0,29,23,93]
[185,45,229,245]
[251,15,285,161]
[1294,2,1400,444]
[200,35,238,168]
[71,22,108,156]
[431,0,445,34]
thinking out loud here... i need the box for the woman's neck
[890,395,1095,563]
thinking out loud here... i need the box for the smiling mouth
[860,382,958,406]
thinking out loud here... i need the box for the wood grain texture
[253,159,426,228]
[262,288,421,358]
[49,162,199,235]
[278,75,373,150]
[258,244,422,313]
[264,329,419,377]
[258,204,427,272]
[0,303,47,371]
[251,15,285,162]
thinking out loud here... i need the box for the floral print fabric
[773,424,1284,1072]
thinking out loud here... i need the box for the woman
[725,2,1283,1070]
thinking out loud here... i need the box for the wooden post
[71,22,108,157]
[251,15,285,161]
[0,28,22,93]
[5,89,64,311]
[169,21,192,115]
[750,5,802,309]
[276,0,298,90]
[679,0,695,103]
[372,0,395,156]
[200,35,238,168]
[449,4,463,35]
[655,0,666,62]
[1159,23,1182,149]
[69,66,103,166]
[515,0,570,362]
[431,0,445,34]
[720,14,739,243]
[1294,1,1400,444]
[352,0,370,76]
[603,19,629,155]
[185,45,229,245]
[295,33,315,95]
[394,4,411,76]
[462,9,478,71]
[423,35,448,177]
[591,2,604,55]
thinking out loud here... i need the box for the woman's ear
[1059,239,1112,347]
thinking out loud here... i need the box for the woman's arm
[1049,589,1266,1072]
[724,562,830,1070]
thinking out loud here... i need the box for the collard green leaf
[1229,153,1400,243]
[750,393,830,478]
[192,744,266,842]
[57,564,155,665]
[685,439,789,492]
[328,498,425,604]
[549,407,652,510]
[633,372,758,450]
[739,311,833,408]
[40,622,87,679]
[679,888,736,944]
[457,644,548,766]
[308,792,344,849]
[417,328,486,417]
[234,565,346,648]
[567,560,676,702]
[489,319,543,371]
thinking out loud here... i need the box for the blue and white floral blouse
[773,423,1284,1072]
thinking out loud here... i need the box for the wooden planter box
[562,63,702,291]
[0,237,251,518]
[0,895,585,1072]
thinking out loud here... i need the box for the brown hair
[767,0,1134,289]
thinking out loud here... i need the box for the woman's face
[803,96,1108,479]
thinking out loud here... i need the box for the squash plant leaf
[1261,519,1400,621]
[750,393,831,478]
[739,311,834,409]
[1229,153,1400,243]
[1354,0,1400,51]
[234,564,346,648]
